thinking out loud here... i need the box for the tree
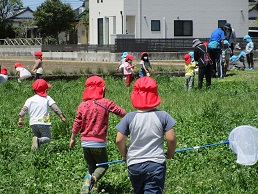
[33,0,76,43]
[0,0,23,38]
[12,19,36,38]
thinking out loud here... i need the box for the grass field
[1,70,258,194]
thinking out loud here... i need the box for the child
[18,79,66,150]
[124,54,135,87]
[116,52,128,73]
[116,76,177,194]
[222,40,232,77]
[32,51,44,79]
[243,35,254,70]
[69,76,126,194]
[139,52,153,77]
[14,62,32,82]
[230,52,246,71]
[0,67,8,84]
[184,53,196,90]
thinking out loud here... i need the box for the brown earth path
[0,57,184,74]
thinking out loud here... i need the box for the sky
[21,0,84,11]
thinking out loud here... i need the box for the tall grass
[1,70,258,193]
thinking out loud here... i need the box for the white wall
[89,0,248,44]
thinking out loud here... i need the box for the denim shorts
[128,161,166,194]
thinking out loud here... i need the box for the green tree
[33,0,76,43]
[0,0,23,38]
[12,19,35,38]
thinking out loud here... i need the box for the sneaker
[89,175,96,191]
[31,136,39,150]
[81,174,95,194]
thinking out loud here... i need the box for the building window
[97,0,99,3]
[101,0,103,2]
[174,20,193,36]
[151,20,160,31]
[218,20,227,28]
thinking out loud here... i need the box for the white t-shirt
[24,95,56,125]
[0,74,8,84]
[16,67,31,79]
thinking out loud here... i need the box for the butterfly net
[228,125,258,166]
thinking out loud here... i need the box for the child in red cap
[0,67,8,84]
[116,76,177,194]
[139,52,153,77]
[32,51,44,79]
[18,79,66,150]
[184,53,196,90]
[14,62,32,82]
[123,54,135,87]
[70,76,126,193]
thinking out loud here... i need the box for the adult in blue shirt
[209,27,225,78]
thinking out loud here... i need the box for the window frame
[174,20,193,36]
[151,20,161,31]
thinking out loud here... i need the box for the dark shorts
[128,161,166,194]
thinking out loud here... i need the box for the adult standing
[193,39,213,89]
[224,23,236,55]
[208,26,225,78]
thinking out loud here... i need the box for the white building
[89,0,248,45]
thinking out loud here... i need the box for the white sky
[21,0,84,10]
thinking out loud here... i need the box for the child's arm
[70,132,76,149]
[18,106,28,126]
[165,128,177,159]
[31,60,39,72]
[50,103,66,123]
[116,132,127,160]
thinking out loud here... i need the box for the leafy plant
[1,71,258,193]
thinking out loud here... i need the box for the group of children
[17,74,176,194]
[0,51,44,84]
[116,51,153,87]
[184,34,255,90]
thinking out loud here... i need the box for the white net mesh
[229,125,258,166]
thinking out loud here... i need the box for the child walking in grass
[32,51,44,79]
[69,76,126,194]
[139,52,153,77]
[18,79,66,150]
[184,53,196,90]
[116,76,177,194]
[123,54,135,87]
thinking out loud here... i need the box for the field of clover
[1,70,258,194]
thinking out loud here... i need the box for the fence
[0,38,42,45]
[1,38,257,53]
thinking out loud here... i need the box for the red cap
[184,54,191,64]
[83,76,105,101]
[34,51,42,56]
[203,42,209,46]
[140,52,148,60]
[131,77,161,109]
[1,68,8,75]
[14,62,24,68]
[126,54,134,61]
[34,51,43,61]
[32,79,51,97]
